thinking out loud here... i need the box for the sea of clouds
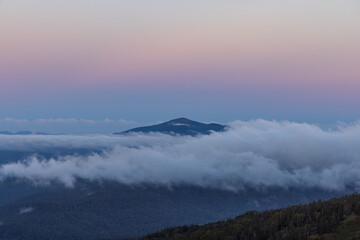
[1,119,360,191]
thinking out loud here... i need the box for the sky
[1,0,360,133]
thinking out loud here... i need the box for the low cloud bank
[1,120,360,191]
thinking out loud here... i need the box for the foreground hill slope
[141,194,360,240]
[115,118,226,136]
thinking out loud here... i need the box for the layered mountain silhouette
[115,118,226,136]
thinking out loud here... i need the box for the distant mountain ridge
[0,131,48,135]
[114,118,226,136]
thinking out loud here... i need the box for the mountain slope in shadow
[115,118,226,136]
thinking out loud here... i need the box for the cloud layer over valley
[1,120,360,191]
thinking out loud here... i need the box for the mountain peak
[167,117,192,123]
[115,118,226,136]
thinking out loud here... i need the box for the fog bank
[1,120,360,191]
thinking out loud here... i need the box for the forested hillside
[141,194,360,240]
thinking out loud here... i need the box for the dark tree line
[141,194,360,240]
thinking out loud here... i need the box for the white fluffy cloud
[1,120,360,191]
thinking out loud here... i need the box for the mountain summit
[115,118,226,136]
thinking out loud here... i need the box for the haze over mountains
[0,119,360,239]
[2,119,360,190]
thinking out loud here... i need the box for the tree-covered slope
[141,194,360,240]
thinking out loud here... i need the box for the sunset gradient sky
[1,0,360,133]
